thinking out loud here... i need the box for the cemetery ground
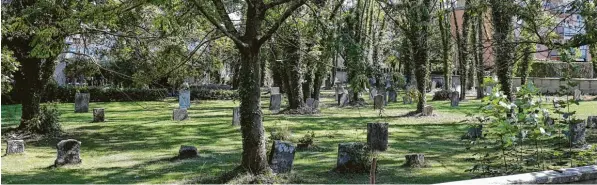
[1,90,596,184]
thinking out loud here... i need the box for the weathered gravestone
[74,93,90,113]
[388,90,397,102]
[369,88,378,100]
[268,140,296,173]
[232,107,240,126]
[55,139,82,166]
[336,142,369,173]
[574,89,582,101]
[269,94,282,113]
[569,120,587,148]
[367,123,388,151]
[455,85,462,95]
[93,108,105,122]
[271,87,280,95]
[422,105,433,116]
[373,95,384,110]
[404,154,426,168]
[485,86,493,95]
[6,140,25,154]
[339,91,350,107]
[450,91,460,107]
[178,145,198,159]
[172,108,189,121]
[306,98,319,110]
[431,81,437,91]
[587,116,597,129]
[179,89,191,109]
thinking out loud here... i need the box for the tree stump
[367,123,389,151]
[422,105,433,116]
[178,145,198,159]
[172,108,188,121]
[373,95,384,110]
[569,120,587,148]
[404,154,426,168]
[336,142,370,173]
[93,108,105,122]
[55,139,82,166]
[268,140,296,173]
[6,140,25,154]
[586,116,597,129]
[74,93,90,113]
[269,94,281,113]
[232,107,241,126]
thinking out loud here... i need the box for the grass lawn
[2,90,596,184]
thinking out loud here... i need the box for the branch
[211,0,239,35]
[257,0,306,46]
[265,0,294,9]
[192,0,247,47]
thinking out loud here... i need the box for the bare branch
[191,0,247,47]
[257,0,306,46]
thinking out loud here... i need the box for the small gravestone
[403,96,412,104]
[462,125,483,139]
[574,89,581,101]
[404,154,426,168]
[367,123,388,151]
[268,140,296,173]
[74,93,90,113]
[173,108,188,121]
[93,108,105,122]
[269,94,282,113]
[271,87,280,95]
[339,92,350,107]
[179,89,191,109]
[587,116,597,128]
[450,91,460,107]
[6,140,25,154]
[373,95,384,110]
[569,120,587,148]
[422,105,433,116]
[55,139,82,166]
[306,98,318,110]
[178,145,198,159]
[336,142,369,173]
[388,90,397,102]
[232,107,240,126]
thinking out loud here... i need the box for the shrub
[39,86,168,103]
[298,131,315,146]
[431,89,453,101]
[24,103,62,135]
[190,88,238,100]
[269,126,292,141]
[528,61,593,78]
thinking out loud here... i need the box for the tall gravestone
[55,139,82,166]
[173,108,189,121]
[271,87,280,95]
[388,90,397,102]
[367,123,388,151]
[270,94,282,113]
[450,91,460,107]
[6,140,25,154]
[268,140,296,173]
[232,107,240,126]
[93,108,105,122]
[373,95,384,110]
[74,93,90,113]
[179,89,191,109]
[569,120,587,148]
[574,89,582,101]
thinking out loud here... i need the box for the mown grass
[1,90,596,184]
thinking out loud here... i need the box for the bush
[431,89,454,101]
[298,131,315,146]
[39,85,168,103]
[269,126,292,141]
[190,88,238,100]
[528,61,593,78]
[24,103,62,135]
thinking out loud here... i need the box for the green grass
[1,91,596,184]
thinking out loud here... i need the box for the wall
[513,77,597,95]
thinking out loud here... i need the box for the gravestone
[569,120,587,148]
[373,95,384,110]
[74,93,90,113]
[422,105,433,116]
[455,85,462,95]
[269,94,282,113]
[6,140,25,154]
[306,98,318,110]
[339,91,350,107]
[268,140,296,173]
[587,116,597,128]
[404,154,426,168]
[450,91,460,107]
[232,107,240,126]
[553,97,560,108]
[388,90,397,102]
[574,89,581,101]
[336,142,369,173]
[55,139,82,166]
[271,87,280,95]
[369,88,378,100]
[431,81,437,90]
[367,123,388,151]
[172,108,188,121]
[178,145,198,159]
[93,108,105,122]
[485,86,493,95]
[462,125,483,139]
[179,89,191,109]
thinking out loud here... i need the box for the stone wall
[435,165,597,184]
[512,77,597,95]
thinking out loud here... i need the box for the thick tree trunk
[282,36,303,109]
[302,70,313,101]
[411,0,431,113]
[519,45,532,85]
[476,15,485,99]
[490,0,516,101]
[312,71,323,100]
[439,4,452,90]
[238,48,269,174]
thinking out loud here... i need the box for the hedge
[190,88,238,100]
[529,61,593,78]
[1,86,168,104]
[431,89,453,101]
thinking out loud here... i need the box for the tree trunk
[312,70,323,100]
[490,0,516,101]
[519,44,532,85]
[238,48,269,174]
[302,69,313,101]
[439,2,452,90]
[232,59,241,90]
[476,15,485,99]
[411,0,431,113]
[282,35,303,109]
